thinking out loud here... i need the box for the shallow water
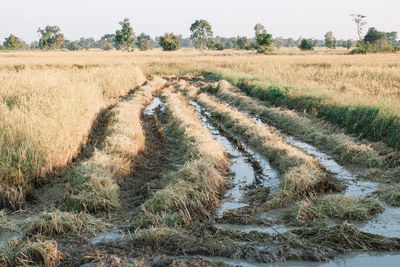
[208,252,400,267]
[190,101,280,216]
[356,206,400,238]
[215,223,294,235]
[143,97,163,116]
[90,229,133,246]
[247,112,378,199]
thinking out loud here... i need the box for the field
[1,49,400,266]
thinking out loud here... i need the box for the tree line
[1,16,399,53]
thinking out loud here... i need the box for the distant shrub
[159,33,180,51]
[299,39,313,50]
[350,48,367,54]
[207,39,224,50]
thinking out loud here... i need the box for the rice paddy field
[1,49,400,266]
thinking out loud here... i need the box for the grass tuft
[0,238,59,267]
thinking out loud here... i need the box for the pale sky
[0,0,399,43]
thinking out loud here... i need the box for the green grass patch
[374,185,400,206]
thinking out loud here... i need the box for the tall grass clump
[62,77,166,214]
[0,238,59,267]
[196,93,340,206]
[284,195,384,225]
[140,89,228,228]
[0,66,145,209]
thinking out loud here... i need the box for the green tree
[299,39,314,50]
[3,34,22,50]
[345,39,353,49]
[136,33,153,51]
[115,18,135,51]
[386,32,398,46]
[351,14,367,42]
[37,25,64,50]
[256,32,273,53]
[99,34,115,50]
[190,19,213,49]
[207,39,224,50]
[159,33,180,51]
[236,37,250,50]
[325,31,336,49]
[364,27,388,44]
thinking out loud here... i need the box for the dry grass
[195,93,340,205]
[0,65,145,209]
[26,210,107,238]
[62,77,166,214]
[0,238,59,266]
[140,89,228,227]
[285,195,384,225]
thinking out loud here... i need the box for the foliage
[37,25,64,50]
[207,39,224,50]
[99,34,115,50]
[3,35,21,50]
[255,25,273,54]
[115,18,135,51]
[236,37,251,50]
[299,39,314,50]
[364,27,388,44]
[324,31,336,49]
[136,33,153,51]
[350,48,367,54]
[159,33,180,51]
[190,19,213,50]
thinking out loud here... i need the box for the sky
[0,0,399,43]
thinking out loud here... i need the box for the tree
[207,39,224,50]
[345,40,353,49]
[299,39,313,50]
[254,23,266,36]
[236,37,250,50]
[115,18,135,51]
[364,27,388,44]
[256,32,273,54]
[136,33,153,51]
[159,33,180,51]
[190,19,213,50]
[274,37,284,49]
[351,14,367,42]
[37,25,64,50]
[386,32,398,46]
[99,34,115,50]
[3,34,21,50]
[325,31,336,49]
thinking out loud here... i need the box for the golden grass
[0,65,145,209]
[62,77,167,213]
[195,93,340,205]
[141,88,228,227]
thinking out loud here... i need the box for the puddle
[247,112,378,199]
[215,223,293,235]
[355,206,400,238]
[190,101,280,216]
[207,252,400,267]
[143,97,163,116]
[90,229,133,246]
[285,136,378,199]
